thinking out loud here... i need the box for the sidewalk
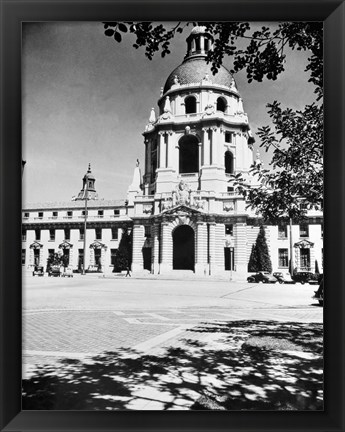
[22,278,323,410]
[22,315,323,411]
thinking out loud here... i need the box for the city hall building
[22,27,323,277]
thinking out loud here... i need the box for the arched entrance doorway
[173,225,195,270]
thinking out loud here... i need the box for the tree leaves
[114,32,122,43]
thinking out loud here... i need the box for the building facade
[22,27,323,277]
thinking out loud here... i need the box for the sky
[22,22,317,204]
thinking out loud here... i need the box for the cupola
[75,163,98,200]
[185,25,213,59]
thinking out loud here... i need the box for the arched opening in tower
[179,135,199,174]
[185,96,197,114]
[173,225,195,271]
[217,97,227,113]
[225,150,234,174]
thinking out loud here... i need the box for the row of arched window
[185,95,227,114]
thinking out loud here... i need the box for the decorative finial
[136,159,140,167]
[87,163,91,173]
[149,107,156,123]
[160,87,164,96]
[163,96,171,113]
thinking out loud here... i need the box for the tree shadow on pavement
[22,320,323,411]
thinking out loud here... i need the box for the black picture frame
[1,1,344,431]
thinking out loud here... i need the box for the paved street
[22,274,323,410]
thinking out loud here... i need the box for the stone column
[203,129,210,166]
[208,222,216,275]
[145,139,151,182]
[164,134,169,168]
[209,129,213,165]
[198,142,202,170]
[211,128,217,166]
[159,134,166,169]
[160,221,172,273]
[152,223,160,274]
[234,222,248,275]
[132,224,144,273]
[195,222,207,275]
[200,35,205,52]
[214,224,224,271]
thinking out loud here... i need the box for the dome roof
[163,57,233,94]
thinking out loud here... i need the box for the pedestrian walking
[125,266,131,277]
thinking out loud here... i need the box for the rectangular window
[82,210,88,216]
[38,212,43,219]
[114,209,120,216]
[111,228,118,240]
[24,212,29,219]
[49,229,55,241]
[278,248,289,268]
[299,223,309,238]
[79,228,84,240]
[227,187,234,193]
[35,229,41,241]
[224,247,235,270]
[225,224,233,235]
[22,229,26,241]
[98,210,104,217]
[67,211,73,218]
[33,249,40,266]
[95,228,102,240]
[144,226,151,238]
[52,211,58,218]
[22,249,26,265]
[225,132,232,143]
[300,248,311,269]
[111,248,118,266]
[64,228,70,241]
[278,224,287,239]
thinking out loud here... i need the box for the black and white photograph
[21,21,324,411]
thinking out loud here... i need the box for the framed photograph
[1,0,344,431]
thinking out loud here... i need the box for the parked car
[292,271,319,285]
[32,265,44,277]
[61,266,74,278]
[247,271,279,283]
[48,265,62,277]
[272,272,296,284]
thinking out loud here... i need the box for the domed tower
[75,163,98,200]
[142,25,254,195]
[131,26,256,276]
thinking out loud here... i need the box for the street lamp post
[229,246,234,281]
[82,175,89,275]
